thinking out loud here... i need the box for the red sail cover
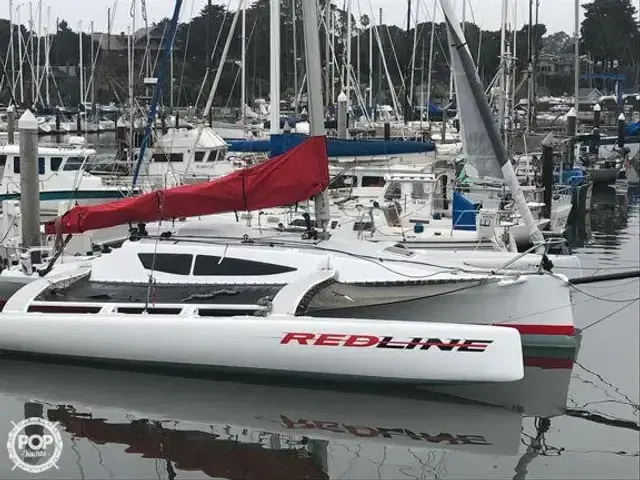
[45,136,329,234]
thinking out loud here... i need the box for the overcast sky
[0,0,592,35]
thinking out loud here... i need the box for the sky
[0,0,593,36]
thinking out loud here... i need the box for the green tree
[580,0,639,78]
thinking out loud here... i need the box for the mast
[9,0,15,99]
[79,20,84,107]
[409,0,419,108]
[187,1,242,176]
[573,0,579,122]
[128,0,135,166]
[205,0,211,125]
[499,0,508,140]
[368,16,373,115]
[36,0,42,105]
[356,21,360,100]
[132,0,184,186]
[512,2,517,116]
[526,0,534,132]
[241,0,246,129]
[377,8,382,111]
[425,0,435,122]
[509,0,517,145]
[419,7,426,127]
[532,0,539,129]
[90,20,95,109]
[107,8,112,53]
[170,39,174,110]
[330,7,335,104]
[440,0,545,247]
[300,0,330,238]
[270,0,280,134]
[17,4,24,105]
[324,2,330,106]
[29,1,35,105]
[403,0,412,123]
[346,0,352,101]
[45,6,51,106]
[292,0,298,115]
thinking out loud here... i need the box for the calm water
[0,141,638,478]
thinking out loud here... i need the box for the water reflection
[567,184,636,251]
[0,349,578,480]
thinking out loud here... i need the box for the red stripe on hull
[523,357,575,369]
[494,323,575,336]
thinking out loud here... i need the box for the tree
[581,0,639,75]
[542,31,573,55]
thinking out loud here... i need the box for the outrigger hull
[0,314,524,384]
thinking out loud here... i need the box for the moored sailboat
[0,0,578,385]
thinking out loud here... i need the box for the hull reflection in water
[0,359,520,453]
[0,354,575,478]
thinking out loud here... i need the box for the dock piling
[18,109,41,262]
[7,105,15,144]
[337,91,348,139]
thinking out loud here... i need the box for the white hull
[317,274,574,338]
[0,313,524,384]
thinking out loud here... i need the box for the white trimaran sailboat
[0,0,579,384]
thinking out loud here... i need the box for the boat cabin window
[63,156,84,171]
[138,253,193,275]
[411,181,427,199]
[51,157,63,171]
[13,157,46,174]
[362,176,386,187]
[194,151,206,162]
[290,218,316,228]
[353,221,373,231]
[152,153,184,163]
[329,175,357,189]
[193,255,296,276]
[0,155,6,167]
[383,181,402,201]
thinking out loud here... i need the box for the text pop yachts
[280,333,494,352]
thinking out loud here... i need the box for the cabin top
[0,145,97,179]
[81,238,471,286]
[0,144,97,156]
[328,164,425,175]
[384,173,438,183]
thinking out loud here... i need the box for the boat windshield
[63,156,86,171]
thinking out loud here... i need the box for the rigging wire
[563,277,640,303]
[580,299,639,331]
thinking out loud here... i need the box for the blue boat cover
[452,191,477,231]
[624,122,640,137]
[225,139,271,152]
[269,133,435,157]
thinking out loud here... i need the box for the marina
[0,0,638,477]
